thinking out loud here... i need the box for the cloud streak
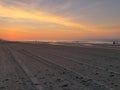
[0,0,120,40]
[0,4,91,31]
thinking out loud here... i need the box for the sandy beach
[0,42,120,90]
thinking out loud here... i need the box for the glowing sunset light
[0,0,120,41]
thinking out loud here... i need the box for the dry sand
[0,42,120,90]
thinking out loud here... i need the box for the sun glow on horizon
[0,0,120,40]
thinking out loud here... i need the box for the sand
[0,42,120,90]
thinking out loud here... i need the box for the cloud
[1,0,119,29]
[0,0,120,40]
[0,3,91,31]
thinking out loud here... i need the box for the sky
[0,0,120,41]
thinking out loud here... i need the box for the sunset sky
[0,0,120,41]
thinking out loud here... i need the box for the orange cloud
[0,5,89,30]
[0,3,119,41]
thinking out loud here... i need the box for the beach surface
[0,42,120,90]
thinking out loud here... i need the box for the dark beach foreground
[0,42,120,90]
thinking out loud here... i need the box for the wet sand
[0,42,120,90]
